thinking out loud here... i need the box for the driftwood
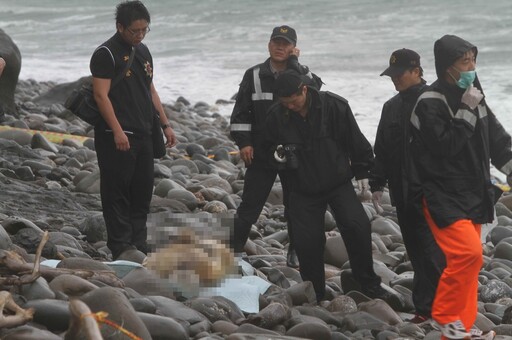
[0,250,124,288]
[0,290,34,328]
[0,230,49,286]
[0,231,123,288]
[64,299,103,340]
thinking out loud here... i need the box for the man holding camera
[229,25,321,267]
[265,69,389,302]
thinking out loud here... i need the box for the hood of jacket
[434,35,478,79]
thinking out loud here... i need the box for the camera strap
[109,47,136,91]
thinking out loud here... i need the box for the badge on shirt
[144,61,153,78]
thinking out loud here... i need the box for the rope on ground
[81,311,143,340]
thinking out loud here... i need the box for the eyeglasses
[126,26,150,36]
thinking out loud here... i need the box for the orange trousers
[422,199,482,333]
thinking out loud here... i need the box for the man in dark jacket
[410,35,512,339]
[91,1,177,260]
[370,48,445,323]
[229,25,321,267]
[266,69,391,302]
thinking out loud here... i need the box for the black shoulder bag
[64,47,136,126]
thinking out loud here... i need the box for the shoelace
[470,329,496,340]
[432,320,471,339]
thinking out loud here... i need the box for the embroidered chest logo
[123,55,132,77]
[144,61,153,77]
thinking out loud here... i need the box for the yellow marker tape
[82,311,143,340]
[0,125,90,145]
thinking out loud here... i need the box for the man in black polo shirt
[90,0,176,260]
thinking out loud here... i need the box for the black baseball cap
[276,69,305,97]
[270,25,297,45]
[380,48,421,77]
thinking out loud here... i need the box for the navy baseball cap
[270,25,297,45]
[381,48,421,77]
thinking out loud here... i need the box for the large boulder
[0,29,22,115]
[33,75,91,107]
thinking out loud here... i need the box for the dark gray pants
[95,132,154,259]
[232,163,292,253]
[397,200,445,317]
[289,181,381,300]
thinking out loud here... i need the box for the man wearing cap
[370,48,445,323]
[265,69,393,303]
[410,35,512,339]
[229,25,321,267]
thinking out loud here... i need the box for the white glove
[507,174,512,188]
[461,85,484,110]
[357,178,369,196]
[371,191,385,215]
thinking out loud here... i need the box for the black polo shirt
[90,32,154,136]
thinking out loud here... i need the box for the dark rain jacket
[265,88,374,194]
[370,82,427,207]
[410,35,512,228]
[230,56,321,167]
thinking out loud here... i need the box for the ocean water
[2,0,511,149]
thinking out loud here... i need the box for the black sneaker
[407,314,430,324]
[286,247,300,269]
[361,284,404,310]
[362,285,393,300]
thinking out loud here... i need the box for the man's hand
[113,130,130,151]
[461,85,484,110]
[240,146,254,166]
[372,191,385,215]
[163,126,177,147]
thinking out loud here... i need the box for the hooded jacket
[265,88,374,194]
[410,35,512,227]
[229,56,321,167]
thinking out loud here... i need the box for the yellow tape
[0,125,89,145]
[82,311,143,340]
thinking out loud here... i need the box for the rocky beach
[1,78,512,340]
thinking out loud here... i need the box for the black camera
[274,144,300,169]
[283,144,299,169]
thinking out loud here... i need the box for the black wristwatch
[161,123,171,130]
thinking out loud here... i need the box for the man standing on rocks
[266,69,392,302]
[410,34,512,339]
[90,1,176,260]
[229,25,321,267]
[370,48,445,323]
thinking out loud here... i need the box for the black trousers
[232,163,291,253]
[95,132,154,259]
[289,181,381,300]
[396,200,445,317]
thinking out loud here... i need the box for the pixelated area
[144,212,238,298]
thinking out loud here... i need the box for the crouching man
[265,69,389,302]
